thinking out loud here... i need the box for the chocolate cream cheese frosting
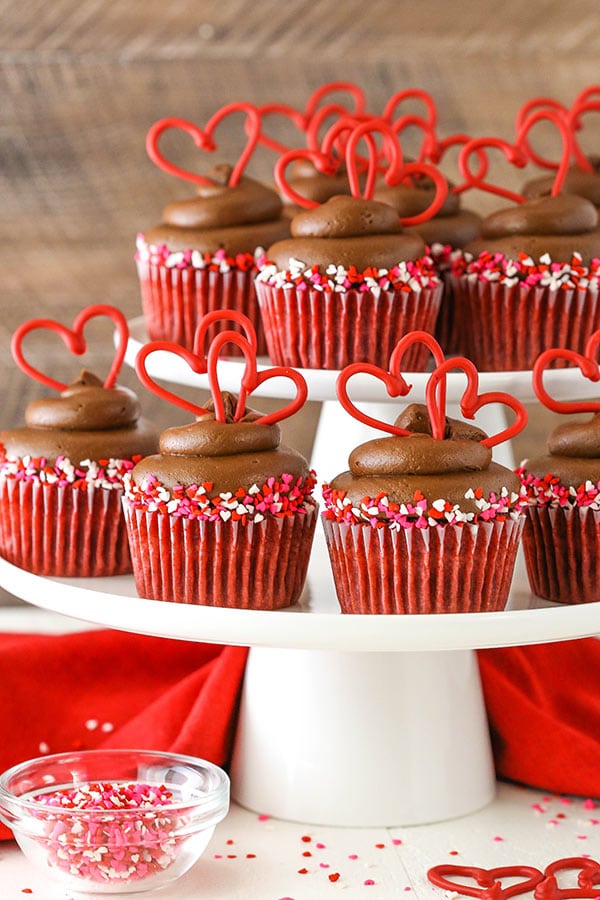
[279,159,360,213]
[374,179,481,248]
[0,371,159,464]
[522,412,600,487]
[329,403,520,513]
[265,195,427,271]
[143,163,290,254]
[464,193,600,264]
[523,158,600,210]
[131,392,309,496]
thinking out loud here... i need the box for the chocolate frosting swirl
[329,402,520,511]
[266,195,426,270]
[281,159,357,209]
[132,392,310,496]
[464,194,600,264]
[523,411,600,487]
[523,162,600,208]
[1,371,159,464]
[144,164,291,254]
[373,180,482,248]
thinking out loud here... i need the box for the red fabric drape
[0,630,248,840]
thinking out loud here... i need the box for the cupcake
[373,176,481,354]
[450,113,600,371]
[255,121,447,371]
[136,110,291,355]
[0,306,159,577]
[123,312,317,608]
[321,340,527,613]
[518,339,600,603]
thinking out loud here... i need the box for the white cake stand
[2,320,599,829]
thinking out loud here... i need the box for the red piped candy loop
[382,88,438,130]
[303,81,367,122]
[532,335,600,415]
[389,113,439,164]
[342,118,405,199]
[426,356,528,448]
[11,304,129,393]
[193,309,258,359]
[515,96,569,170]
[428,865,545,900]
[336,331,445,437]
[455,136,527,202]
[515,108,574,196]
[135,341,211,418]
[567,98,600,173]
[535,858,600,900]
[274,149,339,210]
[254,101,306,154]
[146,102,262,188]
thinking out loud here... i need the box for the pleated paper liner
[0,478,131,577]
[322,516,524,614]
[255,281,443,370]
[136,260,267,356]
[453,275,600,371]
[522,505,600,604]
[124,504,317,609]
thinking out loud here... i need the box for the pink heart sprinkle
[364,879,375,886]
[320,863,330,869]
[348,854,359,860]
[392,838,403,845]
[316,842,326,849]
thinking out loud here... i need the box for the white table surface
[0,606,599,898]
[0,781,598,899]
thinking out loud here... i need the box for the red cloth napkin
[478,638,600,799]
[0,630,248,841]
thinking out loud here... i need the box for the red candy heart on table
[532,329,600,415]
[10,303,129,392]
[145,102,262,187]
[534,857,600,900]
[135,310,307,427]
[428,864,545,900]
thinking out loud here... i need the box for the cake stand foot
[230,647,495,827]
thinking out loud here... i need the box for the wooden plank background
[1,0,598,601]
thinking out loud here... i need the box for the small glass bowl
[0,748,229,894]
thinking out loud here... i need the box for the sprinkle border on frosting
[135,234,264,273]
[0,449,140,490]
[321,484,525,529]
[124,471,317,523]
[518,466,600,510]
[256,254,441,295]
[451,250,600,290]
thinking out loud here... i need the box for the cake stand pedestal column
[230,646,495,827]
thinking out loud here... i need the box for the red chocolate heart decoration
[335,331,445,437]
[193,309,258,359]
[11,304,129,393]
[514,96,569,170]
[428,864,545,900]
[455,135,526,202]
[254,101,307,154]
[426,356,528,447]
[534,857,600,899]
[146,102,262,188]
[532,331,600,415]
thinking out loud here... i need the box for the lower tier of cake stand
[230,646,494,827]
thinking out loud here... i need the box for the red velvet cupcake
[518,335,600,603]
[321,333,527,613]
[255,119,447,371]
[123,312,317,608]
[136,108,290,355]
[0,306,159,577]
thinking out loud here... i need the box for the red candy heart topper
[427,858,600,900]
[532,330,600,415]
[135,309,308,428]
[336,331,527,448]
[454,108,573,203]
[275,116,449,227]
[146,102,262,188]
[11,304,129,392]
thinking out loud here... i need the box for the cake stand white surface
[3,322,599,828]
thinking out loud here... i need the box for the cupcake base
[255,281,442,370]
[454,276,600,371]
[124,505,317,609]
[322,517,524,614]
[136,259,267,355]
[522,505,600,604]
[0,478,131,577]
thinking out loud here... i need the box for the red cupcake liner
[0,478,131,577]
[522,505,600,604]
[455,276,600,371]
[123,504,317,609]
[136,260,267,355]
[322,516,524,613]
[435,271,472,357]
[255,281,442,370]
